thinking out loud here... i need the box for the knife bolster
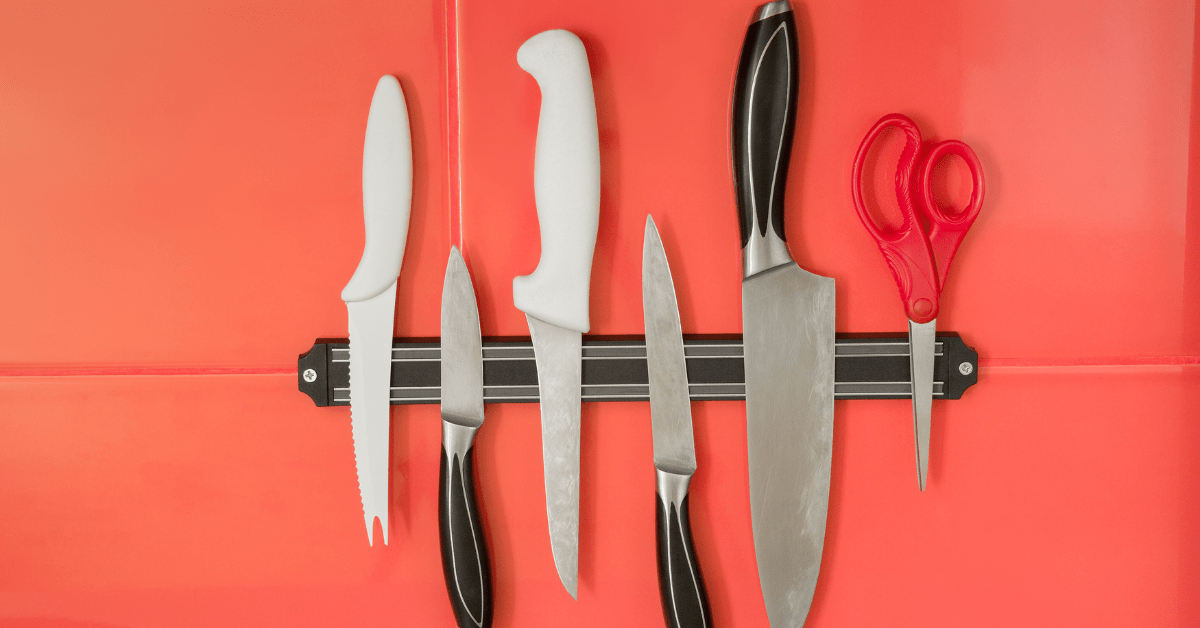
[443,421,480,459]
[656,468,692,507]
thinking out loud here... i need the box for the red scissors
[851,113,984,491]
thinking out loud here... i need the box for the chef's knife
[513,29,601,599]
[732,2,835,626]
[341,75,412,546]
[642,216,712,628]
[439,247,493,628]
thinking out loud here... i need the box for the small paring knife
[439,247,493,628]
[642,216,712,628]
[342,75,412,546]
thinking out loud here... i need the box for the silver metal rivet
[303,368,317,383]
[958,362,973,376]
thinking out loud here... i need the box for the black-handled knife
[732,0,799,276]
[439,247,493,628]
[733,2,837,628]
[643,216,712,628]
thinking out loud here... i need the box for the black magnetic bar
[297,334,978,408]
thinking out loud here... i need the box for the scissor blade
[909,319,936,491]
[526,313,582,598]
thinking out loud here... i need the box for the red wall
[1,0,1198,626]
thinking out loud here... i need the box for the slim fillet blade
[526,314,582,596]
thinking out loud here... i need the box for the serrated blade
[526,313,581,598]
[743,263,835,628]
[641,217,695,476]
[346,283,398,546]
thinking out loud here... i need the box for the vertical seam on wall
[444,0,462,251]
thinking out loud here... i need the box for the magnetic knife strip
[297,334,978,407]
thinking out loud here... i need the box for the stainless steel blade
[743,263,835,628]
[909,318,936,491]
[525,313,582,599]
[346,282,398,546]
[441,248,484,429]
[642,217,696,476]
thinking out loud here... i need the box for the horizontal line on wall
[0,366,296,377]
[979,356,1200,368]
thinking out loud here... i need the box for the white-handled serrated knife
[732,2,836,626]
[513,29,601,599]
[342,75,412,546]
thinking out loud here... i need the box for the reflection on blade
[347,282,398,546]
[743,263,835,628]
[526,313,581,599]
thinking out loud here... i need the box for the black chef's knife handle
[655,469,711,628]
[439,422,493,628]
[732,0,799,277]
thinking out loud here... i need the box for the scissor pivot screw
[303,368,318,383]
[958,362,973,376]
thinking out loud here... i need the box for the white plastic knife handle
[513,30,600,333]
[342,75,413,302]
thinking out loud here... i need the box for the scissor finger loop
[918,139,985,227]
[851,113,924,242]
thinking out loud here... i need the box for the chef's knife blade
[513,29,601,599]
[643,216,711,628]
[439,247,493,628]
[342,75,412,547]
[732,3,835,626]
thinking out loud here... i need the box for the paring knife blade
[732,2,836,627]
[439,247,493,628]
[642,216,711,628]
[513,29,601,599]
[342,75,413,546]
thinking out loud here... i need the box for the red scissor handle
[852,114,941,323]
[918,139,985,291]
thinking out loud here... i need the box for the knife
[642,216,712,628]
[439,247,493,628]
[513,29,601,599]
[341,75,412,546]
[732,2,835,626]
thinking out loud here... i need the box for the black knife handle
[655,469,711,628]
[439,423,493,628]
[732,2,799,265]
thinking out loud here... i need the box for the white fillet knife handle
[342,75,413,546]
[513,30,600,332]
